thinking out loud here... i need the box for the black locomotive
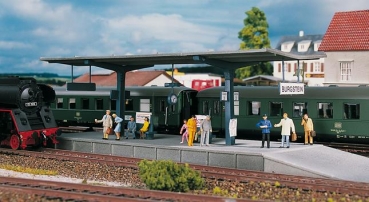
[0,77,61,149]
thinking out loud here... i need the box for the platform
[55,132,369,183]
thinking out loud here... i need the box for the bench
[135,123,155,140]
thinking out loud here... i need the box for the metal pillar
[224,69,235,145]
[116,71,126,117]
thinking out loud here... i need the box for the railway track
[0,176,253,202]
[1,148,369,198]
[324,142,369,157]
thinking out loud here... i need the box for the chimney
[299,30,304,37]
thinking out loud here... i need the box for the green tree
[236,7,273,80]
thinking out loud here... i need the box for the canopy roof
[40,48,326,71]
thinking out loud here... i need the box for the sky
[0,0,368,76]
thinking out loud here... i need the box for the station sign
[279,83,304,95]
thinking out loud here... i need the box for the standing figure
[95,110,113,140]
[256,114,272,148]
[200,115,212,146]
[139,117,149,139]
[274,113,296,148]
[187,115,197,146]
[301,113,314,145]
[125,116,136,139]
[112,114,123,140]
[180,119,188,144]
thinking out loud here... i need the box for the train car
[51,86,198,134]
[197,86,369,144]
[0,77,61,150]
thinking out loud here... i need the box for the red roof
[319,10,369,51]
[73,70,180,86]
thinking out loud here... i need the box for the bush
[138,159,204,192]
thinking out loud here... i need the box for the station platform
[55,132,369,183]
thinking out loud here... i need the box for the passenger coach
[52,86,198,134]
[197,86,369,143]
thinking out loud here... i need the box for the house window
[317,102,333,118]
[270,102,283,117]
[69,98,76,109]
[57,98,63,109]
[343,103,360,119]
[248,101,260,115]
[293,102,307,118]
[314,62,321,72]
[140,99,150,112]
[340,61,353,81]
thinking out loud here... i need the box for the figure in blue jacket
[256,114,272,148]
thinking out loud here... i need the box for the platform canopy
[40,48,326,70]
[40,48,326,146]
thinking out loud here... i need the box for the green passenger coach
[197,86,369,143]
[51,86,198,134]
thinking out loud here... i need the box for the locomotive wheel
[10,134,21,150]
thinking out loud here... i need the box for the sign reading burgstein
[279,83,305,95]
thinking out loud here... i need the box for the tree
[236,7,273,80]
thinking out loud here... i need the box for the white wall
[273,58,325,86]
[324,51,369,86]
[145,74,173,86]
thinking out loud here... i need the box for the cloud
[0,41,32,49]
[103,13,230,53]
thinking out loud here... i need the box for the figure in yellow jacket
[301,113,314,145]
[187,115,197,146]
[139,117,150,139]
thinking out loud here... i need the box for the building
[166,69,222,91]
[319,10,369,86]
[73,70,181,87]
[273,31,325,86]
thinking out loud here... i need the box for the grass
[0,164,58,176]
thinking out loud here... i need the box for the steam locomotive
[0,77,61,150]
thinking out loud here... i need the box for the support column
[116,71,126,117]
[224,69,235,145]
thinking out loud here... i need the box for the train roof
[53,86,197,97]
[197,86,369,100]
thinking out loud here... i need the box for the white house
[319,10,369,86]
[273,31,325,86]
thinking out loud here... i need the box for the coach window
[159,100,165,112]
[248,101,260,115]
[317,102,333,118]
[95,99,103,110]
[171,104,176,112]
[293,102,307,117]
[125,99,133,111]
[202,101,209,115]
[57,98,63,109]
[82,98,89,109]
[270,102,283,117]
[140,99,150,112]
[110,100,116,111]
[343,103,360,119]
[213,100,220,115]
[69,98,76,109]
